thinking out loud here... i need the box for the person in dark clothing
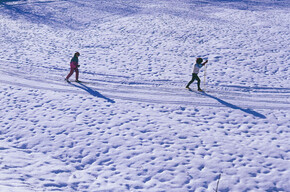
[65,52,80,82]
[186,58,208,91]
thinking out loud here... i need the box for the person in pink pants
[65,52,80,82]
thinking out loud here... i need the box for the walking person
[186,58,208,91]
[65,52,80,82]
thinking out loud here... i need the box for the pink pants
[66,63,79,80]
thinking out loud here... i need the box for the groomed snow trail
[0,0,289,191]
[0,68,289,112]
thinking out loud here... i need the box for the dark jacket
[70,56,79,68]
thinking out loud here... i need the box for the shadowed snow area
[0,0,289,191]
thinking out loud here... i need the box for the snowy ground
[0,0,289,191]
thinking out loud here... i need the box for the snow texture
[0,0,289,191]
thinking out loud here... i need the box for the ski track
[0,0,290,191]
[1,70,289,112]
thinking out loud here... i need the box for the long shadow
[68,82,115,103]
[2,0,289,30]
[0,1,80,30]
[0,0,141,30]
[194,0,289,10]
[202,92,266,119]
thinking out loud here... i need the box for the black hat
[196,58,203,64]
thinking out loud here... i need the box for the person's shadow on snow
[69,82,115,103]
[203,92,266,119]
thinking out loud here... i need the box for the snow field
[1,84,289,191]
[0,0,290,191]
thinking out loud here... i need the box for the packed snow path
[0,0,290,191]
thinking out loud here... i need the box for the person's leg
[75,68,79,81]
[186,74,195,88]
[66,67,74,80]
[195,74,201,90]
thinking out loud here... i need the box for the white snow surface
[0,0,290,191]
